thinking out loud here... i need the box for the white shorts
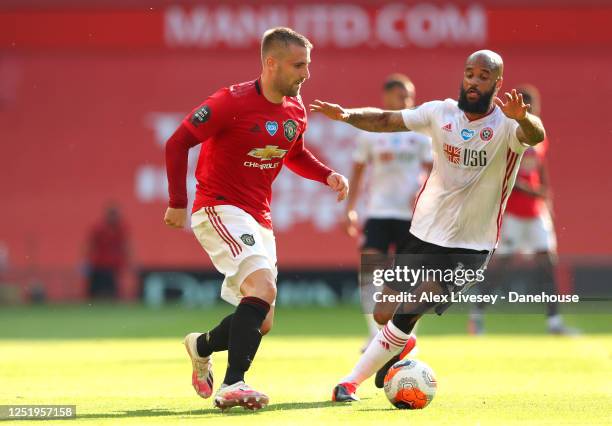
[191,205,277,306]
[497,210,557,255]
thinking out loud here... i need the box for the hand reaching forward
[309,100,349,121]
[327,172,349,202]
[494,89,529,120]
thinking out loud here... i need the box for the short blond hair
[261,27,313,60]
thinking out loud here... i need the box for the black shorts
[393,232,490,313]
[397,231,489,257]
[362,218,412,252]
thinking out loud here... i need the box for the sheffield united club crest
[480,127,494,142]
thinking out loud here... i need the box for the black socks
[224,296,270,385]
[196,313,233,358]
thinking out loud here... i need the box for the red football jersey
[505,137,549,218]
[166,79,333,228]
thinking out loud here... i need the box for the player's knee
[258,279,277,302]
[242,269,277,304]
[252,280,276,304]
[373,310,392,325]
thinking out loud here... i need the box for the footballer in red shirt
[163,28,348,411]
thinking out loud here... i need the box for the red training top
[165,79,333,228]
[505,137,549,218]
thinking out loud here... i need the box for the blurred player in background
[85,204,130,300]
[344,74,431,349]
[311,50,546,402]
[468,85,576,335]
[164,27,348,411]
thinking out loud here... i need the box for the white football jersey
[401,99,529,251]
[353,131,432,220]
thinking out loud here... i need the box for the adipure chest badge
[265,121,278,136]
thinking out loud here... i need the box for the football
[383,359,437,409]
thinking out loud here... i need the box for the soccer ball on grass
[383,359,437,409]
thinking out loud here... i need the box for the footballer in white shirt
[311,50,546,402]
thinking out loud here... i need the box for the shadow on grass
[355,407,399,412]
[74,400,343,419]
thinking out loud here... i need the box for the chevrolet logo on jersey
[247,145,288,161]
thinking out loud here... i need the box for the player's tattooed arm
[494,89,545,146]
[345,108,408,132]
[309,100,409,132]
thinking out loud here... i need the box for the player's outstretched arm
[309,100,409,133]
[494,89,546,146]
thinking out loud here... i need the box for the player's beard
[458,85,495,114]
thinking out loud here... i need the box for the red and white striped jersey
[401,99,529,251]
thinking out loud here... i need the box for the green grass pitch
[0,305,610,425]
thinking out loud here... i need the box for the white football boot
[183,332,214,398]
[213,381,269,411]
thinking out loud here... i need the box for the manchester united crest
[240,234,255,246]
[283,119,298,142]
